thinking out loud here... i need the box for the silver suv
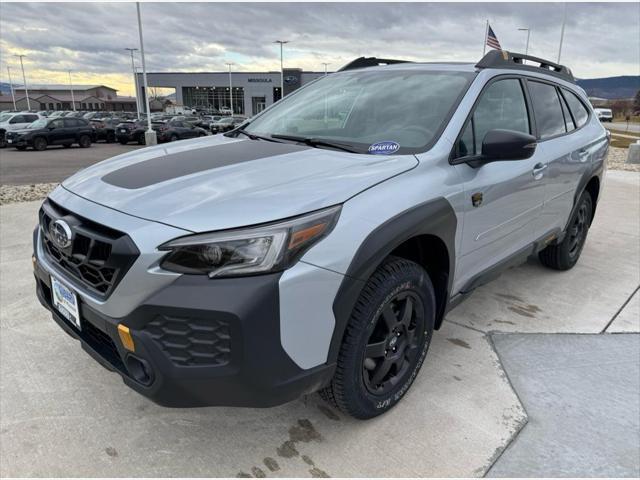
[33,51,609,419]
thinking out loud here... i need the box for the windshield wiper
[271,134,359,153]
[230,128,282,143]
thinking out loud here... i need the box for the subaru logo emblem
[50,219,73,249]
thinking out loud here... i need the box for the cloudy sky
[1,2,638,96]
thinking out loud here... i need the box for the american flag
[486,25,502,50]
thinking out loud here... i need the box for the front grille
[39,199,139,298]
[144,315,231,366]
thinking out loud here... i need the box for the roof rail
[476,50,575,83]
[338,57,412,72]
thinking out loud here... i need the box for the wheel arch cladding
[328,198,456,365]
[584,176,600,224]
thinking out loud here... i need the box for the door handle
[532,163,547,179]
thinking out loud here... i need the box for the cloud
[1,2,638,95]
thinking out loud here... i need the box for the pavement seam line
[482,332,530,477]
[444,318,487,334]
[601,284,640,334]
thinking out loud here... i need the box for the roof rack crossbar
[338,57,412,72]
[476,50,575,83]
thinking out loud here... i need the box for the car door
[47,119,67,144]
[528,81,599,237]
[61,118,80,144]
[452,76,546,292]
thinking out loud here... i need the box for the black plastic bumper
[33,250,335,408]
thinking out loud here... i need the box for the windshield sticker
[368,141,400,155]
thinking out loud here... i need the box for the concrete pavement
[488,333,640,477]
[0,170,638,477]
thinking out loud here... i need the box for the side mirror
[452,129,537,167]
[481,129,537,161]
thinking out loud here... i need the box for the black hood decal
[101,139,310,189]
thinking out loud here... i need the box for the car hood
[62,135,418,232]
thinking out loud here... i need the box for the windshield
[28,119,48,129]
[244,69,474,154]
[0,114,12,123]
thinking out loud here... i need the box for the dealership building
[136,68,327,116]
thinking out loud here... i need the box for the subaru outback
[33,51,609,419]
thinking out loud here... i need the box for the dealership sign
[248,78,273,83]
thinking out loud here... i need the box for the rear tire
[137,134,146,145]
[106,132,116,143]
[539,191,593,270]
[78,135,91,148]
[319,256,435,419]
[169,134,178,142]
[33,137,47,151]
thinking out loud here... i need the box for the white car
[0,112,44,147]
[594,108,613,122]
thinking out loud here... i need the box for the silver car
[33,50,608,419]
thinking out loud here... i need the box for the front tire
[539,191,593,270]
[319,257,435,419]
[33,137,47,151]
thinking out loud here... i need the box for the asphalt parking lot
[0,143,143,185]
[0,167,638,477]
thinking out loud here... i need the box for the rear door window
[561,89,589,128]
[527,81,566,139]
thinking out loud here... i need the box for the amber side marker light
[31,254,37,269]
[117,324,135,352]
[288,223,328,250]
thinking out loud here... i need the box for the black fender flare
[327,198,457,364]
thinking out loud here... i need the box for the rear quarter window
[561,89,590,128]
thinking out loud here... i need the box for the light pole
[125,47,141,119]
[14,54,30,111]
[322,62,330,75]
[136,2,156,145]
[68,70,76,111]
[518,28,531,56]
[226,62,234,115]
[6,66,17,110]
[274,40,289,100]
[557,2,568,63]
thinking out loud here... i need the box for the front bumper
[6,135,29,147]
[33,246,335,408]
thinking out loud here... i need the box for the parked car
[156,119,208,142]
[48,111,68,118]
[0,112,43,147]
[6,117,93,150]
[210,115,246,133]
[90,118,118,143]
[32,50,608,419]
[594,108,613,122]
[115,120,149,145]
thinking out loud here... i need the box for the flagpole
[557,3,567,63]
[482,20,489,56]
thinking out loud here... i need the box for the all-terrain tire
[78,135,91,148]
[33,137,47,151]
[539,191,593,271]
[319,256,435,419]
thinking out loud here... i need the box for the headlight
[158,205,341,278]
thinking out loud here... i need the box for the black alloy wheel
[362,291,425,395]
